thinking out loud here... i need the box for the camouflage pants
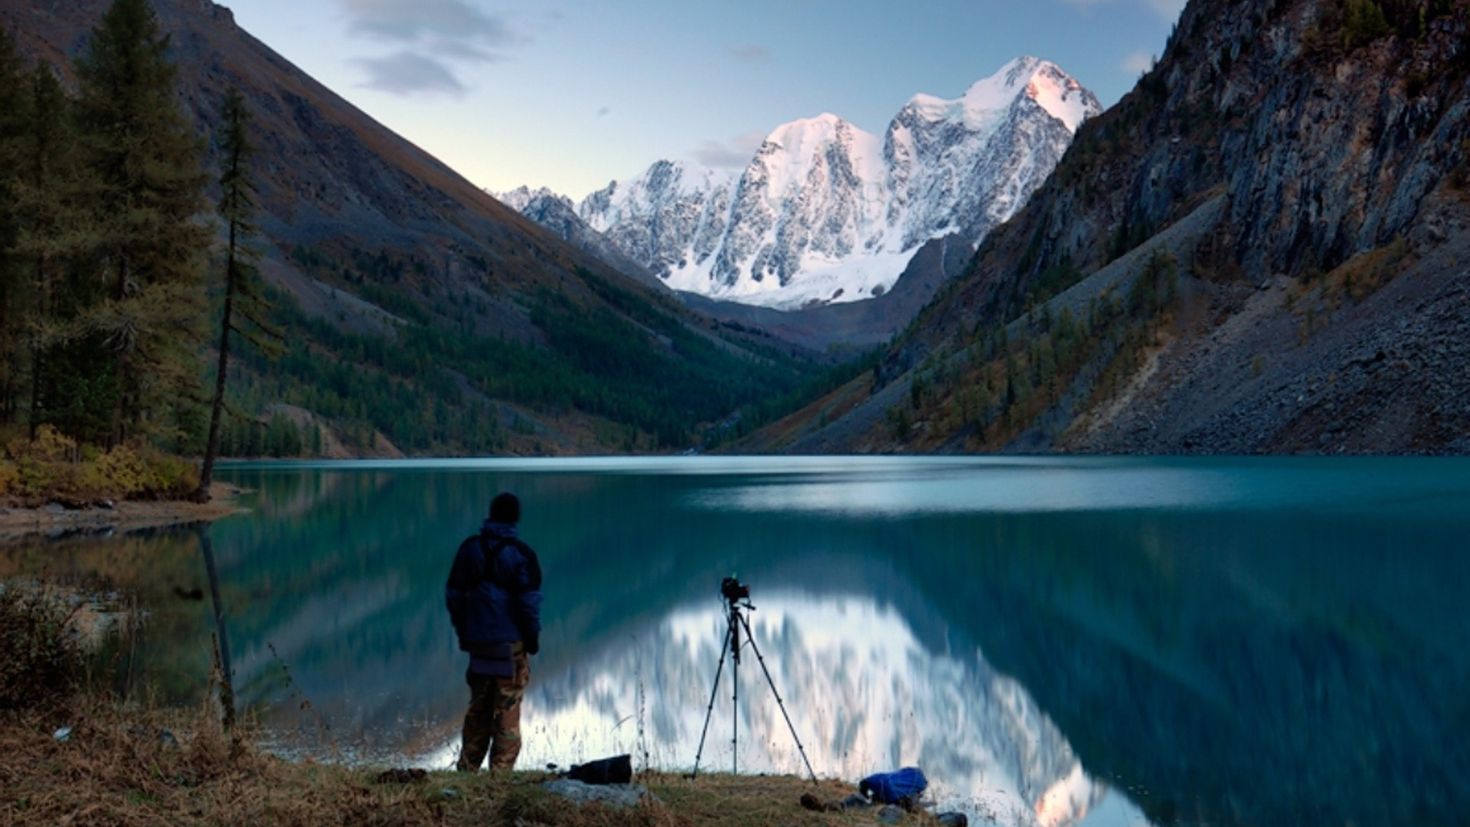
[457,650,530,772]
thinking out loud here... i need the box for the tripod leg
[732,619,739,776]
[737,612,819,784]
[690,617,732,780]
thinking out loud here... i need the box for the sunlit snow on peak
[557,57,1100,310]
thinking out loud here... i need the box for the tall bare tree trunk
[196,227,235,501]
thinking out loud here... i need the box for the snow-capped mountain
[543,57,1099,311]
[576,161,737,282]
[492,185,667,291]
[496,184,569,214]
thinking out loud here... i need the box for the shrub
[130,448,199,500]
[79,445,198,500]
[1325,237,1411,304]
[0,586,85,712]
[2,426,198,503]
[1344,0,1391,48]
[6,426,83,499]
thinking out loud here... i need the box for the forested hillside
[0,0,818,460]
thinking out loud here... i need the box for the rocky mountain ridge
[519,57,1100,311]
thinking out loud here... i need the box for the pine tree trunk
[27,252,46,440]
[109,259,128,448]
[196,227,236,501]
[0,274,13,424]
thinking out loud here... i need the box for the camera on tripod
[720,576,750,604]
[691,575,817,783]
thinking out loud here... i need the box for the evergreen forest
[0,0,822,484]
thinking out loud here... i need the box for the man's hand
[524,633,540,656]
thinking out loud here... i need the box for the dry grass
[1288,236,1414,341]
[0,586,85,712]
[0,700,936,827]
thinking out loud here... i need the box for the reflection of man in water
[445,492,543,771]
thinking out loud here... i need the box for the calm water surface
[15,456,1470,826]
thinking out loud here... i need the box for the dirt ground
[0,483,246,545]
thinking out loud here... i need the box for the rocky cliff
[750,0,1470,455]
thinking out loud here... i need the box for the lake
[9,456,1470,826]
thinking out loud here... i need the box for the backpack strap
[476,535,542,592]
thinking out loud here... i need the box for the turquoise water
[35,456,1470,826]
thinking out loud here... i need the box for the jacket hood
[481,520,518,538]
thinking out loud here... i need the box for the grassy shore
[0,700,935,826]
[0,581,949,826]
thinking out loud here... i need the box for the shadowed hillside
[0,0,815,456]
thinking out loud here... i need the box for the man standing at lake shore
[445,492,543,772]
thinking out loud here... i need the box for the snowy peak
[507,57,1098,311]
[1014,58,1100,133]
[493,185,572,214]
[881,58,1100,260]
[753,113,886,201]
[905,56,1100,134]
[760,112,867,158]
[578,160,737,280]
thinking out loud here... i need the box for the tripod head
[720,576,751,606]
[720,576,753,663]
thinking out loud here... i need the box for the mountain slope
[503,179,973,352]
[575,58,1100,311]
[492,186,667,293]
[1,0,814,455]
[749,0,1470,455]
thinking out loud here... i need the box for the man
[445,491,543,772]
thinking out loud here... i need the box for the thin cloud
[339,0,523,95]
[433,39,508,64]
[727,44,772,62]
[692,129,768,168]
[1059,0,1185,20]
[340,0,515,48]
[1122,51,1155,75]
[595,106,611,119]
[1146,0,1187,17]
[353,51,467,95]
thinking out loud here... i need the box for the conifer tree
[15,66,93,438]
[74,0,210,446]
[197,88,279,499]
[0,29,27,424]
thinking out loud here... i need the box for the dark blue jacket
[445,521,543,658]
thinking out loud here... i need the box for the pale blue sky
[227,0,1183,199]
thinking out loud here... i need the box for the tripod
[690,593,817,782]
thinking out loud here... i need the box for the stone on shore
[542,778,654,809]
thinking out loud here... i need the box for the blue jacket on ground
[445,521,543,674]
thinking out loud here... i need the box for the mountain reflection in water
[11,457,1460,827]
[419,593,1132,827]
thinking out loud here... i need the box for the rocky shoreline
[0,483,246,545]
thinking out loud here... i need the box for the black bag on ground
[566,754,632,785]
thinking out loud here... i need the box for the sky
[227,0,1184,200]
